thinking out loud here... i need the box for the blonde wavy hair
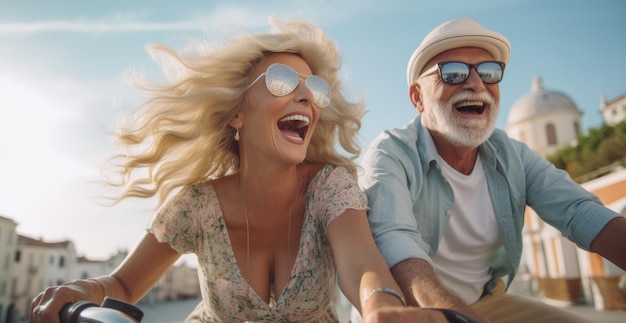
[105,17,366,206]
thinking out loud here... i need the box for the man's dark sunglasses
[421,61,505,85]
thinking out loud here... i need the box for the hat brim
[407,34,510,86]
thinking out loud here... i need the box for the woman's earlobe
[228,113,243,129]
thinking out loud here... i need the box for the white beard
[422,91,499,148]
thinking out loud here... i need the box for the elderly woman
[30,17,445,323]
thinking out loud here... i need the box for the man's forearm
[590,217,626,270]
[390,258,464,307]
[390,258,488,322]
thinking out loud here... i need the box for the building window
[11,278,17,296]
[59,256,65,268]
[574,121,580,137]
[546,123,557,145]
[14,250,21,262]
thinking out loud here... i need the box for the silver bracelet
[363,287,407,306]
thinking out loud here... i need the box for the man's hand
[391,258,489,323]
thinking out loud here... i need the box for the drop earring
[234,127,240,141]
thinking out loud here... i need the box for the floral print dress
[149,164,367,322]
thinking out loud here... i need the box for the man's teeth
[455,101,484,108]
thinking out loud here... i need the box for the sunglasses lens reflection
[266,64,299,96]
[440,62,469,84]
[476,62,503,84]
[263,64,330,108]
[305,76,331,108]
[440,61,503,84]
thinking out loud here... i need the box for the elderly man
[356,18,626,322]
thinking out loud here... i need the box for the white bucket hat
[406,18,511,86]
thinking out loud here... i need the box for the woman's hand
[363,306,448,323]
[30,279,103,323]
[30,233,179,322]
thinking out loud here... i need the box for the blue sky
[1,0,625,263]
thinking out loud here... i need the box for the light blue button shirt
[360,115,619,292]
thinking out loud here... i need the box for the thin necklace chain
[238,184,293,277]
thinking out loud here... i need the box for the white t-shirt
[431,154,503,305]
[351,154,505,322]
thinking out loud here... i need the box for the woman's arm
[110,232,181,303]
[30,232,180,323]
[328,209,447,322]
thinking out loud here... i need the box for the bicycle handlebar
[58,297,474,323]
[59,297,143,323]
[437,308,480,323]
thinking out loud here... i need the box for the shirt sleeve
[147,184,211,254]
[518,141,620,250]
[360,141,434,268]
[316,165,368,229]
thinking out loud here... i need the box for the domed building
[505,77,582,158]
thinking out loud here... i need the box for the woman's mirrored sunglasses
[246,63,331,108]
[420,61,505,85]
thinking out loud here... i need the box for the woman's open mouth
[278,114,310,141]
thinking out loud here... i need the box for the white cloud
[0,1,365,35]
[0,21,205,34]
[0,5,297,34]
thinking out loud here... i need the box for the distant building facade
[145,262,201,304]
[600,92,626,126]
[12,235,77,319]
[0,214,201,321]
[74,251,127,280]
[0,215,18,323]
[578,169,626,310]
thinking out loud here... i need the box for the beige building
[578,169,626,310]
[145,262,201,304]
[74,251,127,280]
[1,218,201,321]
[0,215,18,322]
[505,78,626,310]
[601,92,626,126]
[11,235,77,318]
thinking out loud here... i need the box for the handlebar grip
[58,298,143,323]
[101,297,144,322]
[59,301,99,323]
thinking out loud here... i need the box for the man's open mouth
[455,101,486,114]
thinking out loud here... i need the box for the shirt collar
[414,114,499,170]
[414,115,440,172]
